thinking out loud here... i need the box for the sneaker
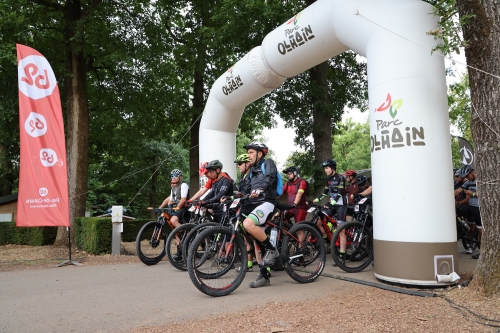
[249,275,270,288]
[472,253,480,259]
[332,254,345,267]
[260,248,279,267]
[235,266,253,272]
[172,245,182,261]
[466,247,473,254]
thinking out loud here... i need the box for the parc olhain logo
[278,12,315,56]
[222,65,243,96]
[371,92,426,153]
[375,93,403,119]
[286,13,302,25]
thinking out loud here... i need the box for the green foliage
[332,119,371,172]
[74,217,112,255]
[448,72,472,141]
[0,223,57,246]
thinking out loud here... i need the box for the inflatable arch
[199,0,456,285]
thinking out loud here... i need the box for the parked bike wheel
[136,221,167,265]
[182,222,220,261]
[187,226,247,297]
[282,223,326,283]
[331,221,373,273]
[165,223,195,271]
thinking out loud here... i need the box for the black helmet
[356,175,368,186]
[205,160,223,170]
[454,169,461,177]
[321,159,337,169]
[459,165,474,178]
[283,166,299,175]
[243,141,269,155]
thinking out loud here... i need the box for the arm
[159,192,173,208]
[205,178,233,204]
[360,185,372,197]
[260,159,277,191]
[464,190,477,198]
[189,187,209,201]
[313,186,329,203]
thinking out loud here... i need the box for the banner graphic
[457,136,474,167]
[16,44,69,227]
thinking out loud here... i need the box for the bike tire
[182,222,220,261]
[165,223,195,271]
[282,223,326,283]
[187,226,247,297]
[135,221,167,265]
[331,221,373,273]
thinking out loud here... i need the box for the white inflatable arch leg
[199,0,457,286]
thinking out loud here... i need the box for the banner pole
[57,226,82,267]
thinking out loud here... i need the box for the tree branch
[164,21,186,45]
[29,0,64,11]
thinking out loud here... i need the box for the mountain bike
[456,215,480,253]
[302,204,338,253]
[186,196,326,297]
[331,196,374,273]
[135,207,176,265]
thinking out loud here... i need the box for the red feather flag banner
[16,44,69,227]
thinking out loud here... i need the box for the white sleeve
[181,183,189,198]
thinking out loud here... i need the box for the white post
[111,205,123,256]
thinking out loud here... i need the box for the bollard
[111,206,123,255]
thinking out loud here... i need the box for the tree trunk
[309,61,332,197]
[456,0,500,295]
[189,66,203,196]
[55,0,90,246]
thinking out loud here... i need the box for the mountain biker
[158,169,190,261]
[454,169,470,206]
[309,159,347,266]
[282,166,308,224]
[454,165,481,259]
[159,169,190,228]
[241,141,280,288]
[344,170,372,206]
[188,160,234,223]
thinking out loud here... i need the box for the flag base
[56,226,83,267]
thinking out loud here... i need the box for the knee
[243,219,254,230]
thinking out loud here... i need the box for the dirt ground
[1,244,499,333]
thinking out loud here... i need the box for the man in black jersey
[310,159,348,266]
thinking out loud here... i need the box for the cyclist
[281,166,308,224]
[241,141,280,288]
[454,169,470,206]
[344,170,372,206]
[158,169,190,260]
[310,159,347,266]
[454,165,481,259]
[188,160,234,223]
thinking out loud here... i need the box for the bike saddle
[276,203,294,211]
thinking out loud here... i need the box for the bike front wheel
[282,223,326,283]
[331,221,373,273]
[135,221,167,265]
[187,226,247,297]
[165,223,195,271]
[182,222,220,262]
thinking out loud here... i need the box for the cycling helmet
[234,153,250,163]
[459,165,474,178]
[283,166,299,175]
[344,170,357,178]
[454,169,461,177]
[199,162,209,176]
[205,160,223,170]
[356,175,368,186]
[243,141,269,155]
[321,159,337,169]
[170,169,182,178]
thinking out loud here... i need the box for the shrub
[0,222,57,246]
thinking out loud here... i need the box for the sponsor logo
[24,112,47,138]
[222,65,244,95]
[39,187,48,197]
[18,55,57,100]
[277,12,315,55]
[256,210,264,218]
[460,147,474,165]
[40,148,58,167]
[371,93,426,152]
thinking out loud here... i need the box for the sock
[261,237,275,251]
[260,267,270,279]
[248,261,253,269]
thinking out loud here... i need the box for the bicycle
[456,215,480,253]
[135,206,176,265]
[303,204,338,253]
[186,196,326,297]
[330,195,374,273]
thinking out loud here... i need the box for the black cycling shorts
[321,204,347,224]
[456,204,482,227]
[173,206,191,223]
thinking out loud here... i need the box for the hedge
[0,222,57,246]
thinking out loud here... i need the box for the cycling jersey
[238,173,252,195]
[203,176,233,205]
[248,158,279,203]
[319,173,346,206]
[462,179,478,207]
[282,178,308,209]
[169,183,189,206]
[346,178,371,205]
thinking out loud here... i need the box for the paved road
[0,244,476,333]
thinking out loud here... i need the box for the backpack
[250,160,284,196]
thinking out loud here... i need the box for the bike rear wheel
[282,223,326,283]
[331,221,373,273]
[165,223,195,271]
[135,221,167,265]
[182,222,220,262]
[187,226,247,297]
